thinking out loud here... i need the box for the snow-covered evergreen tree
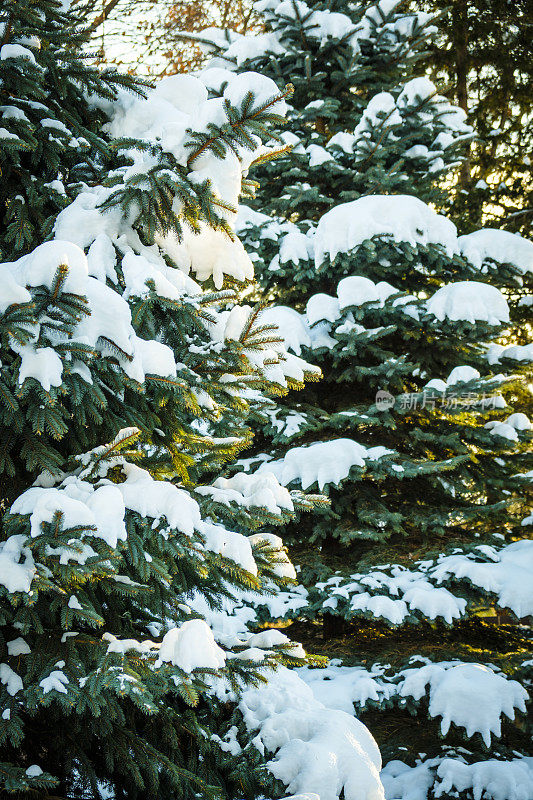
[190,1,533,796]
[186,0,472,228]
[0,3,386,799]
[0,0,142,260]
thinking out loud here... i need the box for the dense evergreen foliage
[0,1,531,799]
[199,0,533,794]
[0,3,388,799]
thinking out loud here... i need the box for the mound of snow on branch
[239,665,384,800]
[257,438,393,490]
[313,196,458,266]
[296,658,529,749]
[312,540,533,625]
[197,471,294,516]
[398,661,528,746]
[432,539,533,619]
[459,228,533,274]
[155,619,226,671]
[426,281,509,325]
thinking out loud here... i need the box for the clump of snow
[432,539,533,619]
[338,277,398,309]
[279,228,314,265]
[296,664,394,714]
[155,619,226,671]
[398,662,528,746]
[244,0,359,51]
[257,439,392,490]
[381,758,436,800]
[485,421,519,441]
[8,240,89,295]
[504,413,531,431]
[117,463,202,536]
[304,274,418,335]
[53,186,125,252]
[487,342,533,365]
[435,756,533,800]
[260,306,312,355]
[25,765,44,778]
[11,344,63,392]
[103,632,157,656]
[239,665,384,800]
[424,378,448,393]
[39,669,69,695]
[11,481,128,548]
[1,240,188,389]
[265,408,309,439]
[401,583,466,623]
[248,532,296,580]
[246,629,291,649]
[165,223,254,289]
[0,535,35,593]
[210,304,320,388]
[0,663,23,696]
[7,638,31,656]
[256,584,309,619]
[382,755,533,800]
[351,593,408,625]
[459,229,533,274]
[200,521,258,575]
[446,365,481,385]
[120,249,199,301]
[426,281,509,325]
[353,93,401,146]
[103,71,287,214]
[314,536,533,627]
[307,144,334,167]
[314,196,458,266]
[327,131,357,153]
[9,459,210,562]
[0,267,31,313]
[307,293,340,326]
[0,43,37,63]
[316,565,468,626]
[197,471,294,516]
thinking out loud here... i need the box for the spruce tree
[195,0,533,795]
[188,0,473,226]
[0,3,387,799]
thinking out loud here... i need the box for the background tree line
[80,0,531,235]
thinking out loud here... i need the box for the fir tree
[196,0,533,795]
[0,3,386,799]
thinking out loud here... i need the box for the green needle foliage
[0,3,328,798]
[200,0,533,790]
[0,0,145,259]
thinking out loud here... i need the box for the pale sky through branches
[88,0,257,76]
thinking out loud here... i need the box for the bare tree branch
[86,0,123,34]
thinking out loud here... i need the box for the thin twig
[86,0,122,34]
